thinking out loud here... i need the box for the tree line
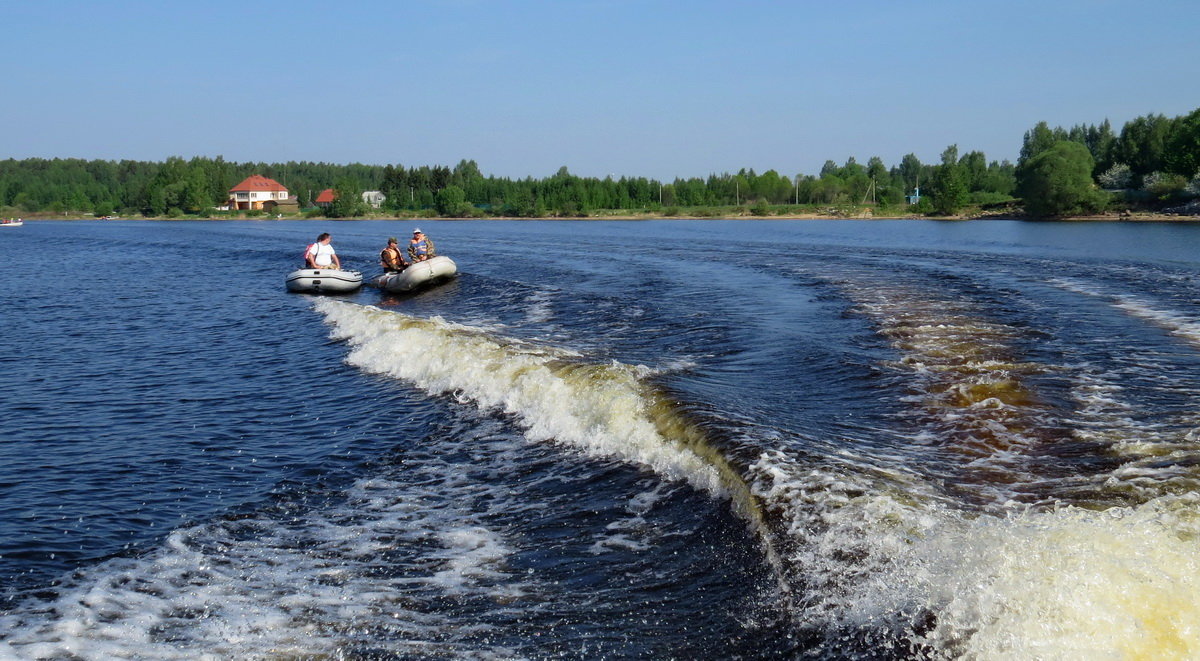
[1011,106,1200,216]
[1,105,1196,219]
[0,154,1012,218]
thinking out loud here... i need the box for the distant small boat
[285,268,363,293]
[1,219,23,227]
[372,256,457,293]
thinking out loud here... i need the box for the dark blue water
[2,219,1200,658]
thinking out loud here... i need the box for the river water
[1,218,1199,659]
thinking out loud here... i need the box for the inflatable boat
[372,256,457,293]
[285,268,363,293]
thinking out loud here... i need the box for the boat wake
[11,296,1197,659]
[316,299,1200,658]
[1051,277,1200,348]
[752,452,1200,658]
[316,300,734,495]
[315,300,777,550]
[0,441,538,659]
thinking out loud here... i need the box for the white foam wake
[749,450,1200,659]
[1052,277,1200,347]
[0,473,531,660]
[315,300,725,496]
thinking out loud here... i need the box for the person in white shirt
[305,233,341,270]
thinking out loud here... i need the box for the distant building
[315,188,336,208]
[905,186,921,205]
[362,190,386,209]
[314,189,385,209]
[229,175,291,210]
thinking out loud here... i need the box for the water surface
[2,218,1199,659]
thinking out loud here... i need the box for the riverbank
[9,209,1199,222]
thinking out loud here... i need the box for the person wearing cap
[380,236,409,273]
[407,228,436,262]
[305,232,341,270]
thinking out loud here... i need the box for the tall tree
[930,145,968,215]
[1019,121,1063,165]
[896,153,924,192]
[1016,141,1105,217]
[1088,119,1118,174]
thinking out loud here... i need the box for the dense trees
[1021,108,1200,191]
[326,179,369,218]
[1165,108,1200,179]
[1009,106,1200,215]
[1,105,1196,219]
[0,153,1009,218]
[0,157,389,216]
[434,185,470,217]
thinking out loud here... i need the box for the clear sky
[2,0,1197,180]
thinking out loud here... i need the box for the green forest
[2,106,1198,219]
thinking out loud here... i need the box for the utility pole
[862,178,877,205]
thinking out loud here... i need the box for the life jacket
[411,239,429,256]
[381,246,404,271]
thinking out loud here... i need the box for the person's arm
[427,238,436,257]
[332,249,341,269]
[407,243,417,261]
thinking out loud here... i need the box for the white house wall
[248,191,288,200]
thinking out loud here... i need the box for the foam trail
[1052,277,1200,347]
[314,299,793,581]
[750,450,1200,658]
[522,288,556,324]
[834,277,1061,504]
[894,496,1200,659]
[0,473,532,659]
[1111,298,1200,347]
[1048,278,1200,497]
[316,300,732,496]
[745,274,1200,656]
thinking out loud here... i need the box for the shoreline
[11,212,1199,223]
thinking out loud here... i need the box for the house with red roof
[314,188,336,208]
[313,188,386,209]
[228,175,293,211]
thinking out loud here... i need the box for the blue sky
[2,0,1197,180]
